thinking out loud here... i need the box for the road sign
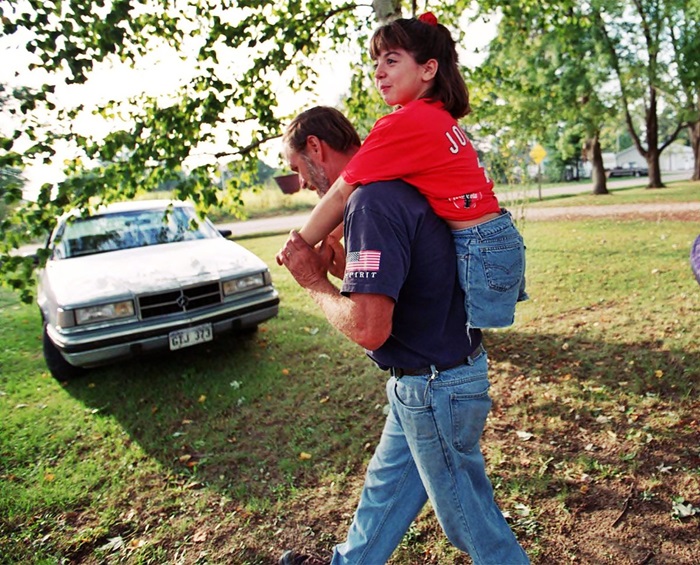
[530,144,547,164]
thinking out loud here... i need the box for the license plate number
[169,323,213,350]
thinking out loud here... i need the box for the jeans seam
[432,389,482,563]
[356,404,416,564]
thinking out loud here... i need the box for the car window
[55,207,220,259]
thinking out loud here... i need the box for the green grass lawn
[528,179,700,208]
[1,185,699,564]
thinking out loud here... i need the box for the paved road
[222,172,694,237]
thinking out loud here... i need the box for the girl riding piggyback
[285,12,527,329]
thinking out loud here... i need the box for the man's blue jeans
[332,350,529,564]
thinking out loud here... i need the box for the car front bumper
[46,290,279,368]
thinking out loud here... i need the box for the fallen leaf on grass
[656,463,672,473]
[99,536,124,552]
[282,368,290,375]
[299,452,312,460]
[44,473,55,482]
[193,529,207,543]
[654,370,664,379]
[672,498,699,519]
[198,394,206,404]
[514,503,531,517]
[516,430,533,441]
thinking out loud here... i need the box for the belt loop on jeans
[389,343,485,379]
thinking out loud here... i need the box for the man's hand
[319,235,345,280]
[279,231,392,350]
[278,230,330,289]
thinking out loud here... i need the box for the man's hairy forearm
[305,279,391,351]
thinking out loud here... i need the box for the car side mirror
[218,229,233,239]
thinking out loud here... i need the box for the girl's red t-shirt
[341,99,500,221]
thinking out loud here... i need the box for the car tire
[42,324,85,380]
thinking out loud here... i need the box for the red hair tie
[418,12,438,26]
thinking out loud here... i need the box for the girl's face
[373,47,436,107]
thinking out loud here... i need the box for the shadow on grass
[55,313,700,562]
[60,307,384,501]
[60,316,699,498]
[483,330,700,564]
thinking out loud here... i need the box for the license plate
[169,323,213,351]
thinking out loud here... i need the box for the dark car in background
[37,200,279,379]
[606,163,649,178]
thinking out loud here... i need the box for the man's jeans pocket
[450,387,491,453]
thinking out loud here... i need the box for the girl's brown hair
[370,16,471,119]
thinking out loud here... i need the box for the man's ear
[423,59,438,81]
[306,135,324,157]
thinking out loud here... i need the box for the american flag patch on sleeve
[346,250,381,272]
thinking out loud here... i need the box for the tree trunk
[691,119,700,182]
[644,86,665,188]
[646,145,665,188]
[585,135,609,194]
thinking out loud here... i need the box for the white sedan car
[37,200,279,379]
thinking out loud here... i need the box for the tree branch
[595,10,647,159]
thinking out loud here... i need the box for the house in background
[616,141,694,172]
[579,142,693,179]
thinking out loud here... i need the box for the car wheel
[42,325,85,380]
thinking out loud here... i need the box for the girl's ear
[422,58,438,81]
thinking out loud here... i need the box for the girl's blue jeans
[452,209,528,329]
[331,350,529,564]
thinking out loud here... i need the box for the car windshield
[54,206,221,259]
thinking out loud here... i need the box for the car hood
[41,238,269,306]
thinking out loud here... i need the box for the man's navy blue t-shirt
[341,180,480,370]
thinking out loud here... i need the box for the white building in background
[577,142,694,179]
[616,141,694,172]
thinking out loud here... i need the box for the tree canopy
[1,0,699,301]
[473,0,700,189]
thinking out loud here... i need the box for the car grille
[138,283,222,319]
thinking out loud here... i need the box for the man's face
[284,144,331,197]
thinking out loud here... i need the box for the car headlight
[222,274,265,296]
[75,300,135,325]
